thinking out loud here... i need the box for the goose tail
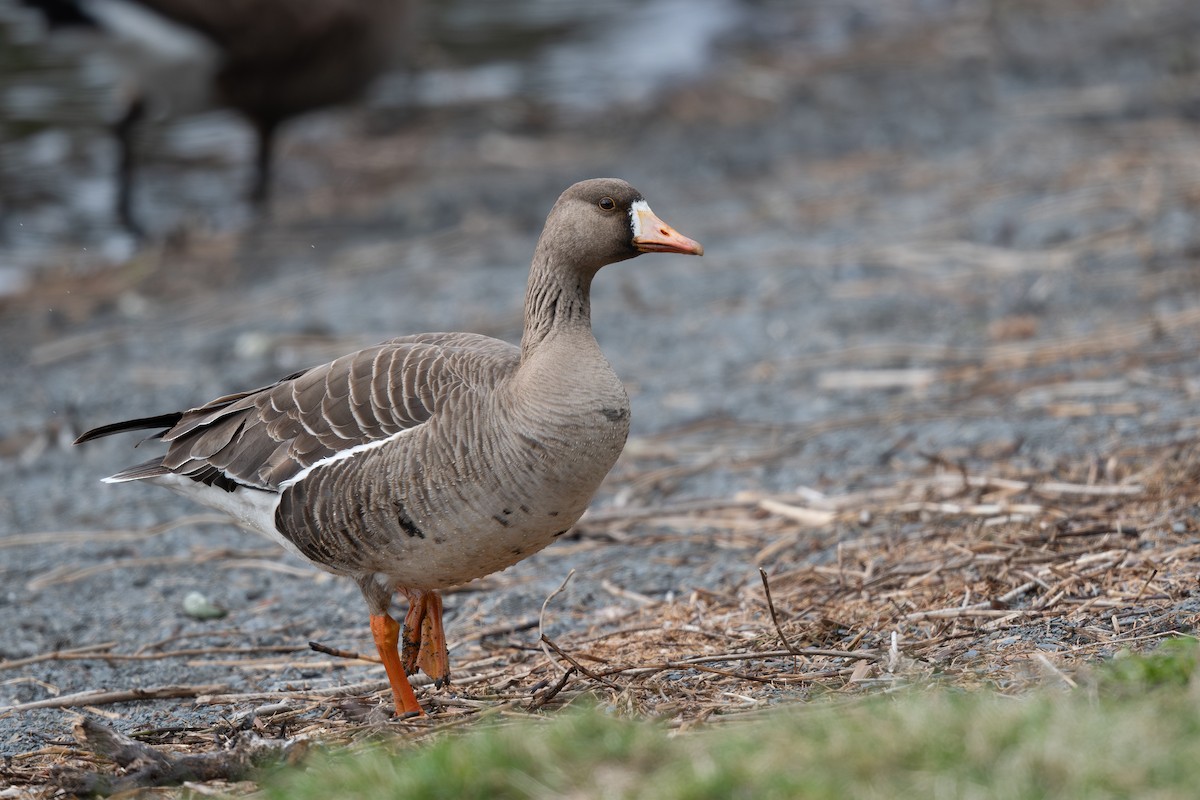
[74,413,184,445]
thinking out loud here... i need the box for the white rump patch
[629,199,651,237]
[147,473,305,558]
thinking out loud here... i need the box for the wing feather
[81,333,520,493]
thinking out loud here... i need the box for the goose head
[535,178,703,274]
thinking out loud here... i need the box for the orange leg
[369,613,424,717]
[399,589,450,687]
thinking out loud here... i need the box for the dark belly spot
[548,511,560,518]
[553,528,571,538]
[395,501,425,539]
[600,407,629,422]
[493,514,512,528]
[520,505,530,514]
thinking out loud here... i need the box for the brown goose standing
[75,178,703,716]
[21,0,410,232]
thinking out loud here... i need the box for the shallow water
[416,0,743,111]
[0,0,748,270]
[0,0,957,278]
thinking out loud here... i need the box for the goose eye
[598,197,616,211]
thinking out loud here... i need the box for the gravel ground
[5,0,1200,769]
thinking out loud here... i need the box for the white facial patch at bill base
[629,199,651,238]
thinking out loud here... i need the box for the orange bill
[632,202,704,256]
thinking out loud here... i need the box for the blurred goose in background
[74,178,704,716]
[20,0,412,233]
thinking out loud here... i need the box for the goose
[74,178,704,716]
[20,0,410,233]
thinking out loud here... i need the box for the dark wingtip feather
[74,413,184,445]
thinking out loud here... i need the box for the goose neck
[520,255,595,362]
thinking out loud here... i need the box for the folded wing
[78,332,519,493]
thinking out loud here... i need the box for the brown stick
[1,644,308,671]
[0,642,117,672]
[600,648,880,679]
[0,684,228,713]
[759,568,802,655]
[1133,568,1160,603]
[308,642,381,663]
[578,498,756,525]
[681,662,784,684]
[52,717,301,796]
[539,635,623,691]
[527,666,577,711]
[538,569,576,675]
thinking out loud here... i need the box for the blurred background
[1,0,759,263]
[5,0,1200,762]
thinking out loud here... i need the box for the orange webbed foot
[399,589,450,687]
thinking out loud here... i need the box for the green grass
[262,638,1200,800]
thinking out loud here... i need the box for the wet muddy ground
[4,0,1200,784]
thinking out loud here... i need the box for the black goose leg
[249,117,278,207]
[112,95,146,237]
